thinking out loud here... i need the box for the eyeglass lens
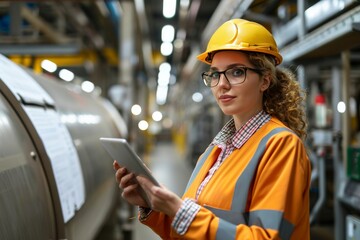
[202,67,247,87]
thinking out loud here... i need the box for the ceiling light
[59,69,75,82]
[131,104,142,115]
[337,101,346,113]
[156,85,168,105]
[41,59,57,73]
[138,120,149,131]
[152,111,163,122]
[163,0,176,18]
[158,77,170,86]
[192,92,203,102]
[81,81,95,93]
[161,25,175,42]
[159,62,171,72]
[160,42,173,56]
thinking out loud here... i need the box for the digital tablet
[100,137,160,206]
[100,137,160,186]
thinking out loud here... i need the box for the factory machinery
[0,54,127,240]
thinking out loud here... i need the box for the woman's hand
[136,176,183,218]
[113,160,149,208]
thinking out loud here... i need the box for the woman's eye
[231,68,245,77]
[210,72,219,78]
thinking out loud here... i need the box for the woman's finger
[122,182,139,196]
[119,172,136,189]
[136,175,153,189]
[115,167,127,183]
[113,160,120,170]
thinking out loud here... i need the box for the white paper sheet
[24,106,85,222]
[0,54,54,105]
[0,54,85,223]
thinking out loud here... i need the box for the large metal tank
[27,69,127,239]
[0,55,127,240]
[0,91,56,239]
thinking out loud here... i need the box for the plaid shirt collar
[212,110,270,149]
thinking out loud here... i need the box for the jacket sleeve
[141,132,310,240]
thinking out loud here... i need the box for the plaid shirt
[172,110,270,235]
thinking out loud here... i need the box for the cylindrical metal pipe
[297,0,306,40]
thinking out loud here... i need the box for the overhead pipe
[331,63,347,240]
[134,0,154,77]
[297,0,306,41]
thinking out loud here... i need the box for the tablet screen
[100,137,160,186]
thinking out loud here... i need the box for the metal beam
[281,5,360,63]
[20,6,72,44]
[0,44,82,55]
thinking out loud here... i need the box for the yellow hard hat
[197,19,282,65]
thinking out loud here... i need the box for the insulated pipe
[297,0,306,40]
[342,51,351,162]
[297,65,306,90]
[119,1,136,131]
[332,65,346,240]
[310,149,326,225]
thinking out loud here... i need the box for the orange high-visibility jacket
[141,117,311,240]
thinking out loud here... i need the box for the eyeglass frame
[201,66,263,87]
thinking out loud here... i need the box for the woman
[114,19,310,239]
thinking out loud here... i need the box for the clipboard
[100,137,159,206]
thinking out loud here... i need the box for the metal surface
[331,65,347,240]
[0,59,126,239]
[0,93,56,239]
[24,68,125,239]
[281,4,360,62]
[274,0,356,47]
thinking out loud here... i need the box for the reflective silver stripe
[204,205,245,225]
[232,127,290,212]
[213,209,294,240]
[248,210,294,240]
[216,219,236,240]
[184,146,215,193]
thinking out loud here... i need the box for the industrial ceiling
[0,0,290,82]
[0,1,359,97]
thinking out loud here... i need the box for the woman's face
[210,51,269,121]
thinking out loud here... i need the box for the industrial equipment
[0,54,127,240]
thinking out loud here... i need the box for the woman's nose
[217,73,231,87]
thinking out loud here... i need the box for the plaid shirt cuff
[138,207,152,221]
[171,198,201,235]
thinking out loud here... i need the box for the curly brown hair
[248,53,308,140]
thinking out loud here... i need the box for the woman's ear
[260,74,271,92]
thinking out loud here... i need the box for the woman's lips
[219,94,235,103]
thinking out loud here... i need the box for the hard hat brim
[197,48,283,65]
